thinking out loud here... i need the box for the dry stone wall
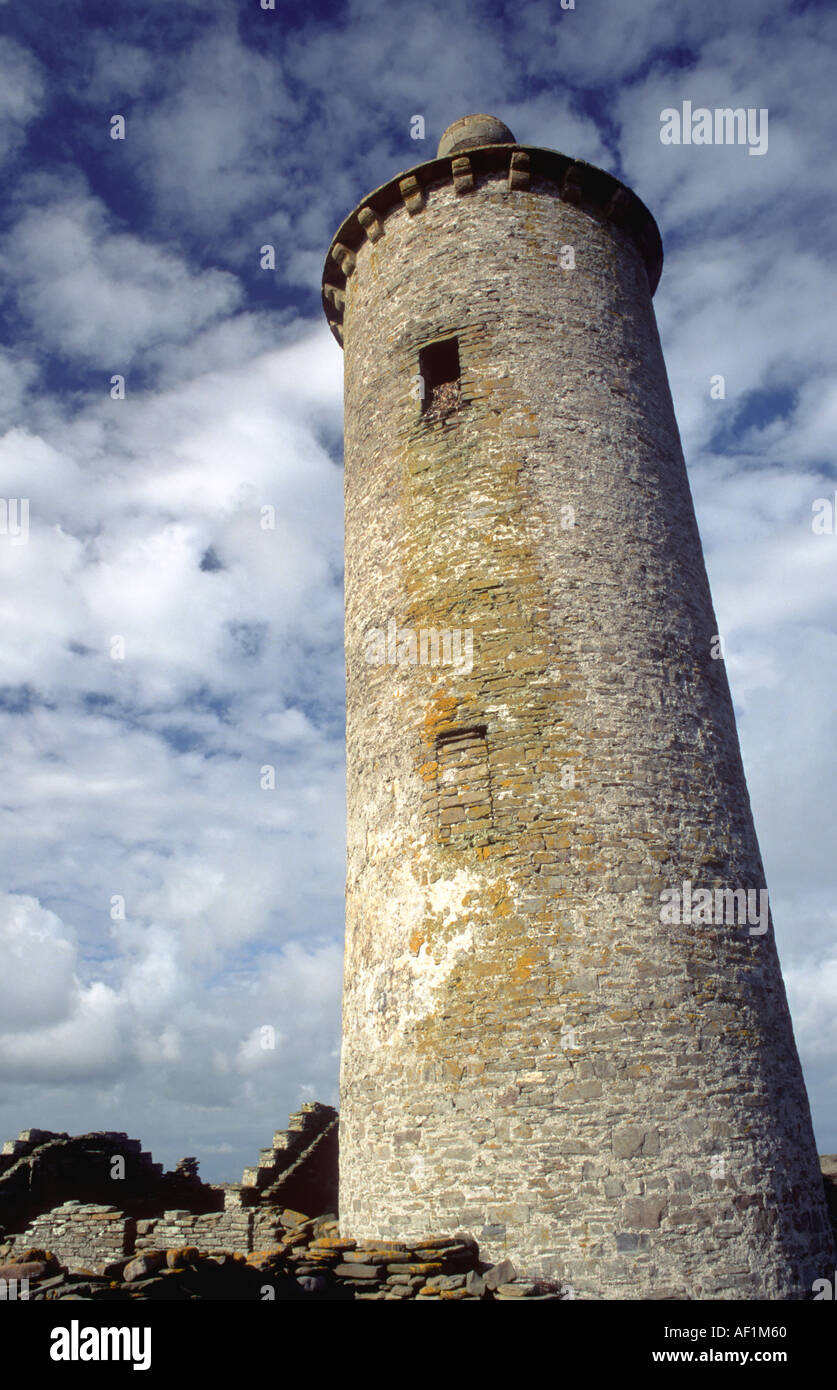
[1,1214,569,1301]
[16,1202,134,1271]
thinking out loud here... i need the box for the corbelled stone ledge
[321,142,664,345]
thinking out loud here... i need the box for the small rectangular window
[435,725,493,841]
[419,337,461,419]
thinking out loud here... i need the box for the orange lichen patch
[246,1248,284,1267]
[512,946,543,984]
[280,1232,309,1251]
[422,690,459,747]
[409,928,426,956]
[167,1246,200,1267]
[356,1240,409,1252]
[465,958,502,980]
[418,760,438,783]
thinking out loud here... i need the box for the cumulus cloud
[0,893,124,1083]
[0,894,78,1030]
[130,28,299,240]
[0,37,44,165]
[0,887,341,1164]
[2,190,242,368]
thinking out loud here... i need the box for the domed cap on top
[437,113,516,157]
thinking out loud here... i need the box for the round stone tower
[322,115,834,1298]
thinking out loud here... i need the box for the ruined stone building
[321,113,835,1298]
[0,1104,338,1271]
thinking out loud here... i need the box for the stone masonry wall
[135,1209,251,1257]
[132,1187,294,1258]
[17,1202,134,1271]
[8,1195,281,1271]
[328,130,835,1298]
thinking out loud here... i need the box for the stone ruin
[0,1101,337,1258]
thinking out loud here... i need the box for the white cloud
[0,894,77,1029]
[0,38,44,165]
[787,948,837,1058]
[0,885,341,1153]
[2,191,242,368]
[131,29,298,235]
[0,271,345,1169]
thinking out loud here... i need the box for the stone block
[398,176,424,214]
[484,1258,516,1291]
[334,1262,383,1278]
[623,1197,668,1229]
[123,1253,165,1283]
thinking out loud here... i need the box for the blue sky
[0,0,835,1181]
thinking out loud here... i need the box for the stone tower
[321,114,834,1298]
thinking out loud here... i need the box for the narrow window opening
[419,337,462,420]
[435,724,493,841]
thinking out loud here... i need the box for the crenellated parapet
[321,139,663,346]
